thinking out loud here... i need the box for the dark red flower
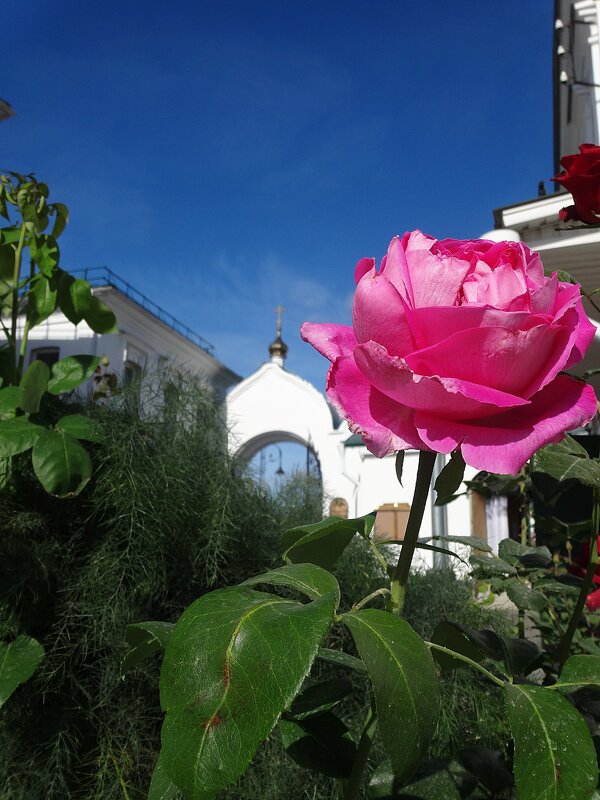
[553,143,600,224]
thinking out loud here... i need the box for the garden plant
[132,146,600,800]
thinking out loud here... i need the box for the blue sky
[2,0,552,390]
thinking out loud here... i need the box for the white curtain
[485,495,509,554]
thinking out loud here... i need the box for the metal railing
[74,267,215,355]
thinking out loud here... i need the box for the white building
[21,268,241,400]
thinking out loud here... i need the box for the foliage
[0,171,117,498]
[145,440,600,800]
[0,375,323,800]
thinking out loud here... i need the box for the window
[123,360,142,386]
[30,347,60,368]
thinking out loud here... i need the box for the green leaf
[0,417,43,457]
[241,562,341,607]
[423,534,492,552]
[459,746,514,795]
[414,541,469,566]
[431,621,540,677]
[18,359,49,413]
[287,678,353,719]
[505,578,548,612]
[148,752,186,800]
[84,294,118,334]
[47,355,99,395]
[58,273,92,324]
[0,636,45,707]
[55,414,104,443]
[30,273,58,322]
[159,585,337,797]
[0,243,14,281]
[32,429,92,497]
[554,656,600,692]
[316,647,367,672]
[343,609,439,782]
[434,451,466,505]
[281,512,376,570]
[50,202,68,239]
[469,554,517,576]
[532,435,600,488]
[122,621,175,675]
[505,683,598,800]
[369,759,465,799]
[279,711,356,779]
[430,621,493,673]
[29,235,59,276]
[0,386,19,417]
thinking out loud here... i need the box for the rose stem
[388,449,437,614]
[341,702,377,800]
[557,487,600,674]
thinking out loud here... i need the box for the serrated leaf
[281,512,375,570]
[240,562,340,606]
[505,578,548,612]
[159,586,336,797]
[58,273,92,324]
[533,435,600,488]
[505,683,598,800]
[343,609,439,782]
[47,355,99,395]
[18,359,49,413]
[122,621,174,675]
[0,636,45,707]
[84,294,117,334]
[279,711,356,778]
[434,451,466,505]
[55,414,104,443]
[554,656,600,692]
[32,429,92,497]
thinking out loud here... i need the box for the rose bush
[553,143,600,223]
[301,231,597,474]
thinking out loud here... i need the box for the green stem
[10,223,27,383]
[426,642,506,688]
[557,488,600,674]
[350,588,391,613]
[342,702,377,800]
[388,450,437,614]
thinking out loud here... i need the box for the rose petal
[353,269,415,356]
[403,231,472,308]
[300,322,356,363]
[355,257,375,285]
[326,356,425,455]
[415,376,597,474]
[404,321,576,399]
[405,305,546,350]
[354,341,527,420]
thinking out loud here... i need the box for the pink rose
[301,231,597,474]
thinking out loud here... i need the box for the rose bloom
[301,231,597,475]
[553,143,600,224]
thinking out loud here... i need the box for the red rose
[568,535,600,611]
[553,143,600,224]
